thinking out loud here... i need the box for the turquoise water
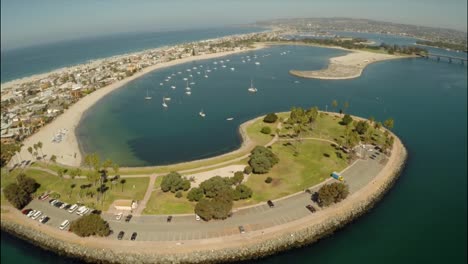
[2,37,467,263]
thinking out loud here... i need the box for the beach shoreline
[289,49,414,80]
[14,44,267,167]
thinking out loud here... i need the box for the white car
[75,206,86,215]
[115,213,123,220]
[31,211,42,220]
[68,204,78,213]
[27,210,37,218]
[60,203,68,209]
[195,214,201,221]
[59,220,70,230]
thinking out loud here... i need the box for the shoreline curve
[1,126,408,264]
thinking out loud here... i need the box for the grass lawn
[0,168,149,211]
[245,117,277,146]
[142,189,195,215]
[237,140,349,207]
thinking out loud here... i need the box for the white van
[59,220,70,230]
[75,206,86,215]
[68,204,78,213]
[76,206,88,216]
[31,211,42,220]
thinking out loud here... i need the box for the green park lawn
[1,168,148,211]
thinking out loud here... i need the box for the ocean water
[0,26,265,83]
[2,34,467,264]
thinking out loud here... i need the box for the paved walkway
[133,174,158,216]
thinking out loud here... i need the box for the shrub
[263,113,278,123]
[341,114,353,125]
[244,165,252,174]
[16,173,39,194]
[69,214,110,237]
[187,187,204,202]
[233,184,253,200]
[317,182,349,207]
[261,126,272,134]
[175,191,183,198]
[265,177,273,183]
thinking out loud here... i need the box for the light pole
[325,104,328,112]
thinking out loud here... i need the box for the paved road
[22,148,387,242]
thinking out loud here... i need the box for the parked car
[38,194,49,201]
[59,220,70,230]
[49,199,57,205]
[267,200,275,208]
[76,206,88,215]
[63,204,72,210]
[22,208,32,215]
[117,231,125,240]
[68,204,78,213]
[40,216,50,224]
[31,211,42,220]
[195,214,201,221]
[27,210,37,218]
[131,232,137,241]
[125,214,133,222]
[238,225,245,234]
[54,201,63,208]
[305,204,316,213]
[60,203,69,209]
[115,213,123,220]
[167,216,172,223]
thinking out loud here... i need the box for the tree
[374,122,382,130]
[248,146,279,174]
[261,126,271,134]
[343,101,349,113]
[244,165,252,174]
[112,163,120,176]
[37,141,44,158]
[16,174,39,194]
[233,184,253,200]
[317,182,349,207]
[4,183,30,209]
[231,171,244,185]
[160,172,190,193]
[57,169,64,178]
[199,176,232,198]
[354,120,369,135]
[194,198,214,221]
[175,191,183,198]
[263,113,278,123]
[69,214,111,237]
[332,100,338,112]
[87,170,100,186]
[50,154,57,163]
[101,159,113,173]
[341,114,353,125]
[383,118,394,130]
[27,146,33,159]
[187,187,204,202]
[120,179,126,192]
[265,177,273,183]
[369,116,375,124]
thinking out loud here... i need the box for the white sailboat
[204,70,208,78]
[226,117,234,121]
[255,62,260,65]
[145,89,152,100]
[190,76,195,85]
[248,80,257,93]
[171,85,176,89]
[199,110,206,117]
[162,97,168,108]
[185,80,191,91]
[185,91,191,95]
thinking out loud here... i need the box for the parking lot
[21,151,388,242]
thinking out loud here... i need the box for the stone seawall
[1,139,407,264]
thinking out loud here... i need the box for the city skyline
[1,0,467,50]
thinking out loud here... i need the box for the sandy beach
[14,44,266,167]
[290,49,412,80]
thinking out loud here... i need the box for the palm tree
[120,179,126,192]
[27,146,33,159]
[332,100,338,112]
[37,141,44,159]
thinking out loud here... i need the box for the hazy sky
[1,0,467,50]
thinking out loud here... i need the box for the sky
[1,0,467,50]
